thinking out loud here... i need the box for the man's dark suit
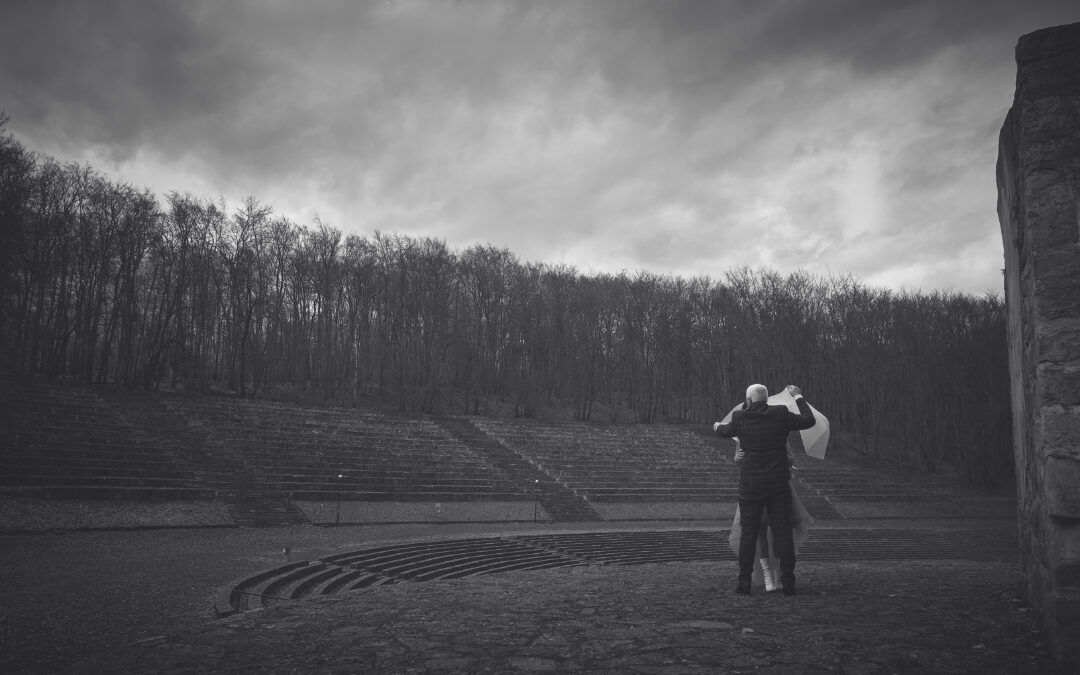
[716,397,816,591]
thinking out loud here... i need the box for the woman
[727,439,815,591]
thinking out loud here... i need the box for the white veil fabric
[719,389,830,459]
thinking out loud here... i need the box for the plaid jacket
[716,398,816,485]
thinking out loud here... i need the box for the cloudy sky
[2,1,1077,295]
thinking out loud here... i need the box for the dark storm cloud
[1,0,1077,293]
[2,1,267,157]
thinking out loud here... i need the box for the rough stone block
[1046,456,1080,517]
[1021,53,1080,88]
[1019,32,1080,97]
[1022,96,1080,134]
[1003,21,1080,669]
[1053,608,1080,666]
[1051,526,1080,562]
[1037,372,1080,407]
[1021,209,1076,255]
[1033,248,1080,281]
[1025,134,1080,169]
[1054,561,1080,588]
[1022,167,1070,203]
[1017,22,1080,64]
[1034,294,1080,323]
[1039,411,1080,459]
[1038,319,1080,362]
[1057,592,1080,620]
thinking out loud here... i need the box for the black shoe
[782,585,796,596]
[736,581,751,595]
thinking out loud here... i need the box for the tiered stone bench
[472,419,737,520]
[0,379,231,530]
[1,376,1015,528]
[791,457,1016,519]
[161,397,537,523]
[0,381,213,502]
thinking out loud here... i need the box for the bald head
[745,384,768,404]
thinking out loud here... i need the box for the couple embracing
[713,383,817,597]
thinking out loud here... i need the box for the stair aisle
[435,418,603,522]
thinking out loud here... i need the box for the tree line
[0,116,1012,485]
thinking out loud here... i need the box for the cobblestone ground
[67,560,1058,674]
[0,521,1061,674]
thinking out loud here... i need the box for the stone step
[4,376,1007,531]
[0,465,197,479]
[563,482,735,490]
[287,490,532,502]
[219,527,1016,616]
[281,484,530,496]
[0,454,189,473]
[435,418,602,522]
[588,495,733,503]
[258,463,503,474]
[0,485,218,500]
[0,475,197,488]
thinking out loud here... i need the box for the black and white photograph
[1,1,1079,672]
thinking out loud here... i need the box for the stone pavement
[218,524,1019,616]
[69,557,1059,674]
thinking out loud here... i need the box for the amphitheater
[0,375,1050,672]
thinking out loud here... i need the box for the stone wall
[996,21,1080,666]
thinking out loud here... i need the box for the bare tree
[0,126,1014,485]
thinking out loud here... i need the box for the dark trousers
[737,481,796,587]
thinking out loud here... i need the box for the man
[714,383,815,596]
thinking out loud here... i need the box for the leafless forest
[0,117,1011,485]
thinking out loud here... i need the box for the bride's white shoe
[760,558,779,592]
